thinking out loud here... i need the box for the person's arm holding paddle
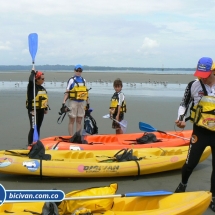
[27,69,36,114]
[115,103,121,122]
[175,81,194,128]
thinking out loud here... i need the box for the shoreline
[0,71,194,84]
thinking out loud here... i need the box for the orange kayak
[39,130,192,150]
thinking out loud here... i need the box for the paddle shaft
[157,130,190,141]
[28,33,39,142]
[64,191,173,200]
[65,194,123,200]
[139,122,190,141]
[103,114,126,128]
[4,190,173,203]
[112,118,126,128]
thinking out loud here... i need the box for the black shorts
[112,113,124,129]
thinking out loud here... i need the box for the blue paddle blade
[28,33,38,62]
[125,190,173,197]
[33,127,39,142]
[139,122,157,132]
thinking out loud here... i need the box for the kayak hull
[0,191,211,215]
[39,130,192,150]
[0,146,210,178]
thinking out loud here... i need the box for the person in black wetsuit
[26,70,49,145]
[174,57,215,212]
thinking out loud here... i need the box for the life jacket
[110,92,126,113]
[68,77,88,100]
[26,89,48,109]
[190,80,215,131]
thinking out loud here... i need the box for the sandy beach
[0,71,213,214]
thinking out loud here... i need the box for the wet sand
[0,73,213,214]
[0,71,194,84]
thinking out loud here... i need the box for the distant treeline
[0,65,195,71]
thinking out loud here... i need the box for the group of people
[26,57,215,212]
[26,64,126,144]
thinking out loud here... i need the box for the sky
[1,0,215,68]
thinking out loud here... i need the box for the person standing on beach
[62,64,89,136]
[26,70,49,145]
[174,57,215,212]
[109,78,126,134]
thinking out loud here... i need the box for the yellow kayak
[0,191,211,215]
[0,146,210,177]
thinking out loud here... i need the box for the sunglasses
[76,69,82,73]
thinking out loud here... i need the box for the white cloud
[0,0,215,67]
[0,0,182,15]
[0,46,10,50]
[141,38,159,49]
[0,41,11,50]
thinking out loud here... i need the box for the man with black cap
[174,57,215,212]
[62,64,89,136]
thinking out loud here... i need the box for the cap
[74,64,83,71]
[35,71,43,79]
[194,57,215,78]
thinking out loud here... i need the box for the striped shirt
[117,92,125,106]
[178,79,215,120]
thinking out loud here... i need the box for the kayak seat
[174,149,182,155]
[164,149,182,156]
[70,151,94,159]
[87,136,119,143]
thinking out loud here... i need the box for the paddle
[4,190,173,203]
[28,33,39,142]
[139,122,190,141]
[64,190,173,200]
[103,114,127,128]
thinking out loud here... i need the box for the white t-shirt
[177,79,215,120]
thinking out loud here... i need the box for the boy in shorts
[109,78,126,134]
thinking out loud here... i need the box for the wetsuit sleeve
[27,71,35,110]
[177,81,194,120]
[28,70,35,87]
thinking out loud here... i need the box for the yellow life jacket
[26,90,48,109]
[191,96,215,131]
[110,92,126,113]
[68,77,88,100]
[58,183,117,215]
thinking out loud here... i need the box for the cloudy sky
[1,0,215,68]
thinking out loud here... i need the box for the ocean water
[0,69,194,75]
[0,81,186,97]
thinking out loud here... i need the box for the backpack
[114,149,140,162]
[28,140,51,160]
[69,131,82,143]
[84,115,98,135]
[136,132,161,144]
[42,202,59,215]
[69,131,88,144]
